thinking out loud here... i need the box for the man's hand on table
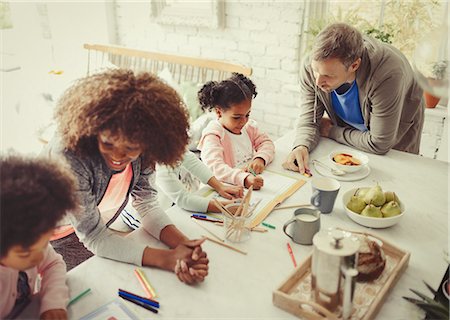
[283,145,310,175]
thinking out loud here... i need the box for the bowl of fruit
[329,150,369,174]
[342,184,405,228]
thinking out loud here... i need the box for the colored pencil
[204,235,247,255]
[67,288,91,307]
[250,226,268,233]
[215,222,266,232]
[262,222,276,229]
[191,217,225,242]
[134,268,157,298]
[118,289,159,308]
[272,203,311,210]
[287,243,297,267]
[118,293,158,313]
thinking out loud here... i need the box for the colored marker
[192,214,208,219]
[248,168,258,177]
[118,289,159,308]
[67,288,91,307]
[262,222,276,229]
[191,216,223,223]
[287,243,297,267]
[118,293,158,313]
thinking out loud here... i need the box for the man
[283,23,424,174]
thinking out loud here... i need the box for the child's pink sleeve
[251,127,275,166]
[201,134,250,187]
[37,245,69,315]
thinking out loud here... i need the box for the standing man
[283,23,424,174]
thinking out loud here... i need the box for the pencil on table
[213,198,234,217]
[67,288,91,307]
[134,268,157,298]
[272,203,311,210]
[191,217,225,242]
[251,226,268,233]
[204,235,247,255]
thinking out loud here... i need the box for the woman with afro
[43,69,208,284]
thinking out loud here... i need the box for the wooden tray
[273,232,410,320]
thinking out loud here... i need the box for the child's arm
[181,151,243,199]
[200,134,250,187]
[249,121,276,170]
[156,163,211,212]
[37,245,69,318]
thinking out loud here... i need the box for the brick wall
[115,1,306,141]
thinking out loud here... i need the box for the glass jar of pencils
[223,203,252,243]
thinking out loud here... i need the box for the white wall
[115,1,306,140]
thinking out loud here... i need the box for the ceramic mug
[310,177,340,213]
[283,208,320,245]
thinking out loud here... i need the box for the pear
[361,204,383,218]
[355,187,370,198]
[364,184,386,206]
[384,191,400,203]
[381,201,402,217]
[347,196,367,214]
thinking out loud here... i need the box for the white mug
[283,208,321,245]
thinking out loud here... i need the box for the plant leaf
[404,298,449,319]
[423,281,438,296]
[409,289,436,305]
[403,296,449,314]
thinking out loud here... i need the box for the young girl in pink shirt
[0,155,78,320]
[197,73,275,190]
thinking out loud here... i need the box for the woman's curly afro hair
[55,69,190,168]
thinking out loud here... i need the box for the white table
[21,131,449,319]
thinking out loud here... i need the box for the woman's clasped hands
[173,238,209,285]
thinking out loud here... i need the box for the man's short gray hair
[312,23,364,68]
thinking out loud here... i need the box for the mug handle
[311,190,321,207]
[283,219,296,240]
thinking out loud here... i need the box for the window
[302,0,447,61]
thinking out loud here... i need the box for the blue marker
[118,290,159,308]
[192,214,208,219]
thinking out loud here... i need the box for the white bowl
[342,188,405,228]
[329,150,369,173]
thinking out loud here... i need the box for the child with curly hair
[43,69,208,284]
[1,155,77,320]
[197,73,275,190]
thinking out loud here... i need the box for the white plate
[313,156,371,181]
